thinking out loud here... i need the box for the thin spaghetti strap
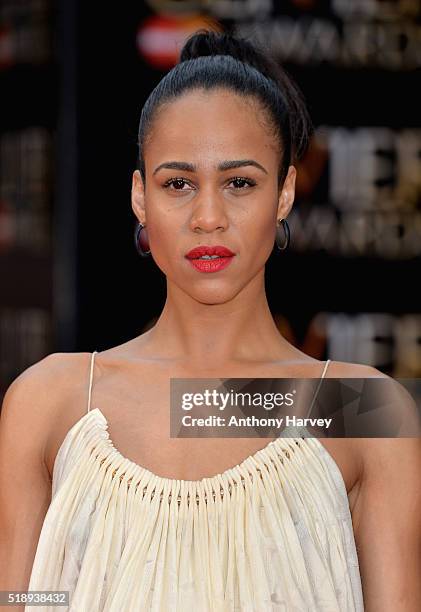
[304,359,331,419]
[87,351,98,414]
[320,358,331,380]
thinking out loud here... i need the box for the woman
[1,30,420,612]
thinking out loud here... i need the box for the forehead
[145,88,278,167]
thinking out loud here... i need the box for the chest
[49,361,362,514]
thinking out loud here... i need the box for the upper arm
[352,436,421,611]
[0,354,61,596]
[332,362,421,609]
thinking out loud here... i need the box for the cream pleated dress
[26,352,364,611]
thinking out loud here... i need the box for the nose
[189,188,229,233]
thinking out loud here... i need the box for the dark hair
[137,29,313,187]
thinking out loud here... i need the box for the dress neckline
[79,350,337,487]
[53,406,348,499]
[91,406,291,484]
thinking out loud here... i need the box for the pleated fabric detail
[26,408,364,612]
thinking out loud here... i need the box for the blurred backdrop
[1,0,421,402]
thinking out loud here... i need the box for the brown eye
[229,177,257,189]
[162,178,191,191]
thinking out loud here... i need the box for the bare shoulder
[326,359,387,379]
[0,351,94,478]
[325,358,420,489]
[327,358,419,441]
[1,352,73,433]
[1,351,92,419]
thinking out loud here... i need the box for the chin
[189,285,238,305]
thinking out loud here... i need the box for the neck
[145,271,295,365]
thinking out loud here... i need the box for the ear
[276,165,296,221]
[131,170,146,224]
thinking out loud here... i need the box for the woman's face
[132,88,296,304]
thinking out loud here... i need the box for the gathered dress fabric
[26,353,364,611]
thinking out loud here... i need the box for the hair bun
[179,29,269,77]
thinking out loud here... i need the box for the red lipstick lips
[186,245,235,258]
[185,245,235,273]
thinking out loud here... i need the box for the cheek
[240,210,277,260]
[146,200,171,240]
[148,222,170,246]
[147,223,174,266]
[145,209,187,277]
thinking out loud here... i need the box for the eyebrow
[152,159,268,176]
